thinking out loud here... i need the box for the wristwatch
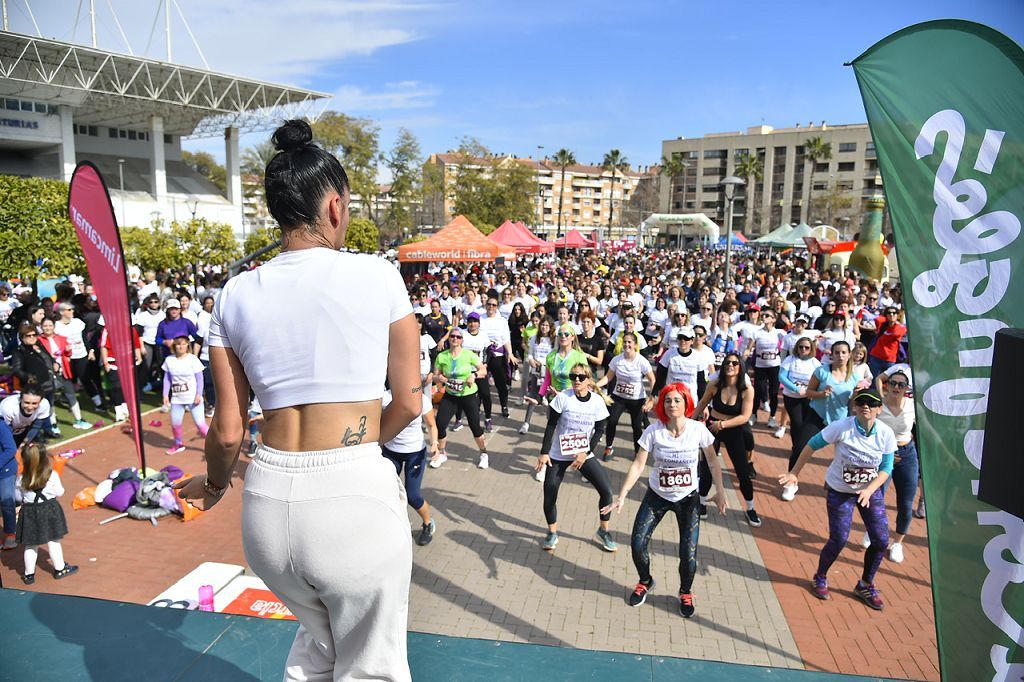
[203,477,228,497]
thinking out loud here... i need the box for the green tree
[420,161,446,228]
[449,140,533,228]
[120,225,180,271]
[661,154,689,214]
[734,153,764,232]
[312,112,381,223]
[345,216,379,253]
[182,150,227,193]
[803,136,832,223]
[0,175,83,284]
[601,149,629,245]
[171,219,241,292]
[242,226,281,260]
[551,148,576,241]
[383,128,422,242]
[241,141,277,178]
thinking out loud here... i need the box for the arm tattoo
[411,386,422,394]
[342,416,368,447]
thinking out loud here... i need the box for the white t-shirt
[0,394,51,435]
[638,420,715,502]
[17,469,64,504]
[437,296,458,321]
[196,310,213,362]
[419,334,437,376]
[609,354,653,401]
[133,308,164,345]
[548,390,610,461]
[478,313,512,348]
[528,336,553,376]
[0,297,21,323]
[748,327,786,368]
[818,329,855,366]
[782,329,819,357]
[659,347,704,399]
[821,416,897,494]
[208,249,411,410]
[162,354,205,405]
[462,329,490,357]
[54,317,88,359]
[382,389,425,454]
[780,355,821,399]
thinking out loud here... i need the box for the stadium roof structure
[0,31,330,138]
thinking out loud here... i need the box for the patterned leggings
[630,488,700,592]
[816,486,889,584]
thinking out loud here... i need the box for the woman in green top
[544,324,589,398]
[432,329,490,470]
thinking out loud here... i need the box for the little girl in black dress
[17,442,77,584]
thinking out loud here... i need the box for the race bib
[842,465,878,486]
[759,350,778,361]
[714,351,726,365]
[559,432,590,457]
[613,381,638,399]
[171,381,189,395]
[446,378,465,393]
[658,467,693,490]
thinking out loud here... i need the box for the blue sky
[15,1,1024,174]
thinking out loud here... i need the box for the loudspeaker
[978,328,1024,520]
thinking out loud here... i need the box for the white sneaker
[748,415,755,426]
[534,467,545,482]
[767,416,778,429]
[477,453,489,469]
[861,531,871,548]
[761,401,769,413]
[518,422,529,434]
[781,483,798,501]
[773,426,786,439]
[428,453,448,469]
[888,542,905,563]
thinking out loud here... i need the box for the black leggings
[542,458,614,525]
[791,408,826,471]
[699,424,755,502]
[436,392,484,439]
[479,355,510,418]
[783,396,810,466]
[753,365,780,417]
[70,356,102,400]
[605,395,648,453]
[631,488,700,591]
[107,368,125,406]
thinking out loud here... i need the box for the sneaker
[54,564,79,580]
[747,415,755,427]
[165,444,185,456]
[21,573,35,585]
[914,499,926,519]
[761,401,770,413]
[248,441,258,456]
[773,426,786,439]
[781,484,798,502]
[477,452,489,469]
[861,531,871,549]
[811,574,831,600]
[451,419,464,432]
[628,578,655,607]
[767,416,779,429]
[72,420,92,430]
[417,519,436,546]
[484,418,493,433]
[745,508,762,527]
[596,529,618,552]
[888,542,905,563]
[48,426,62,437]
[603,446,613,462]
[2,534,17,550]
[541,531,559,551]
[698,503,708,520]
[205,407,215,419]
[501,407,510,419]
[854,580,884,611]
[679,592,696,618]
[518,422,529,435]
[428,452,448,469]
[160,405,170,413]
[534,467,545,482]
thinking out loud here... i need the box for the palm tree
[803,136,832,223]
[601,149,629,249]
[551,148,576,242]
[661,154,689,214]
[734,153,764,233]
[241,141,277,178]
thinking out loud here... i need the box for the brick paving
[0,401,938,678]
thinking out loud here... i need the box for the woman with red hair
[603,383,727,618]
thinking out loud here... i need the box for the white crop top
[207,249,412,409]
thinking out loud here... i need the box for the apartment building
[423,153,643,237]
[659,122,881,237]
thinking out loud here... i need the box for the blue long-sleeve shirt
[0,419,18,480]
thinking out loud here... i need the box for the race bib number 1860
[658,467,693,490]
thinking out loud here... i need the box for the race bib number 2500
[559,432,589,457]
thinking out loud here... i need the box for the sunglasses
[723,360,740,367]
[449,334,463,340]
[22,332,37,338]
[487,303,498,307]
[557,332,574,338]
[887,380,908,389]
[796,345,812,351]
[568,373,588,382]
[694,331,706,337]
[855,399,883,408]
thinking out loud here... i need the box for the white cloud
[333,81,440,112]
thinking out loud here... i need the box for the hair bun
[272,119,313,152]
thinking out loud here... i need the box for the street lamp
[117,158,125,224]
[720,175,746,287]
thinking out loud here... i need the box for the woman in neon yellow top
[431,329,490,469]
[545,324,589,397]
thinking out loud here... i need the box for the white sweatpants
[242,442,412,682]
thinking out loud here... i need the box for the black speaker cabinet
[978,328,1024,520]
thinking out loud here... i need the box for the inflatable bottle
[849,195,887,281]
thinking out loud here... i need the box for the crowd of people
[1,121,921,679]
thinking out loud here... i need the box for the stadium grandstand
[0,1,328,235]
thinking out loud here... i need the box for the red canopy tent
[490,220,554,254]
[554,229,596,249]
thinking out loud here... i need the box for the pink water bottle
[198,584,215,612]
